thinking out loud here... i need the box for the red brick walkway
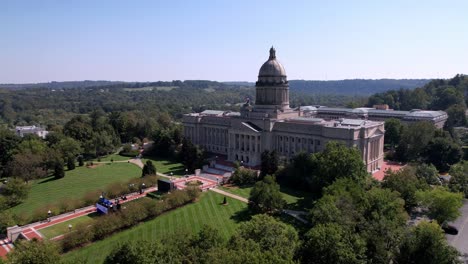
[372,161,405,181]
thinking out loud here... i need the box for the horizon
[1,0,467,83]
[0,77,441,86]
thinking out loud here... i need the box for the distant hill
[288,79,431,96]
[1,79,430,96]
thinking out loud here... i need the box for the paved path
[447,199,468,263]
[283,209,309,224]
[210,188,248,203]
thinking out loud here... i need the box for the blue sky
[1,0,467,83]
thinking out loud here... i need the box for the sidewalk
[210,188,248,203]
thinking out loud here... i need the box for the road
[447,199,468,262]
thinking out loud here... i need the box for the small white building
[15,125,49,139]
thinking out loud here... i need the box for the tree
[309,179,408,263]
[445,104,467,129]
[1,178,30,206]
[396,221,460,264]
[191,225,223,251]
[7,239,60,264]
[179,138,204,172]
[229,167,257,186]
[396,121,435,162]
[77,155,84,166]
[260,150,279,177]
[6,153,46,183]
[303,223,366,264]
[0,210,16,235]
[277,152,315,190]
[416,187,463,224]
[384,118,403,149]
[104,240,162,264]
[0,129,20,177]
[382,167,429,211]
[248,176,286,213]
[415,163,440,185]
[17,137,47,155]
[235,214,299,261]
[449,161,468,197]
[141,160,156,177]
[310,141,368,194]
[424,137,462,172]
[53,160,65,179]
[67,156,76,170]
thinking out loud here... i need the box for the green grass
[38,213,97,239]
[219,185,252,199]
[141,156,185,176]
[219,184,314,210]
[64,191,248,263]
[9,163,140,217]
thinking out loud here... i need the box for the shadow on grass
[279,185,317,211]
[230,207,252,223]
[38,176,59,184]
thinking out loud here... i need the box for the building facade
[183,47,387,172]
[14,125,49,139]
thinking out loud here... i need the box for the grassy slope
[64,191,247,263]
[9,163,140,217]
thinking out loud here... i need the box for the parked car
[442,223,459,235]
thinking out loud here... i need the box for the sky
[1,0,467,83]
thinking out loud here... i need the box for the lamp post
[68,224,72,232]
[185,168,188,177]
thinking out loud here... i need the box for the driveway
[446,199,468,262]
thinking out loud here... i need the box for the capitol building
[183,48,447,172]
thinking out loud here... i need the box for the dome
[258,47,287,78]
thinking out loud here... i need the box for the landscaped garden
[63,191,247,263]
[9,163,140,220]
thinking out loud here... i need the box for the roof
[241,122,262,133]
[288,117,324,123]
[200,110,225,116]
[339,119,366,126]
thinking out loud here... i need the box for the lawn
[38,213,97,239]
[64,191,248,263]
[219,184,314,210]
[9,163,140,218]
[141,156,185,176]
[219,185,252,199]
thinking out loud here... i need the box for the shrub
[92,214,122,240]
[67,157,76,171]
[83,190,102,205]
[78,156,84,166]
[61,222,94,252]
[105,183,129,199]
[58,198,83,213]
[186,187,201,201]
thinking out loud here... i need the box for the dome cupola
[257,47,287,85]
[255,47,290,110]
